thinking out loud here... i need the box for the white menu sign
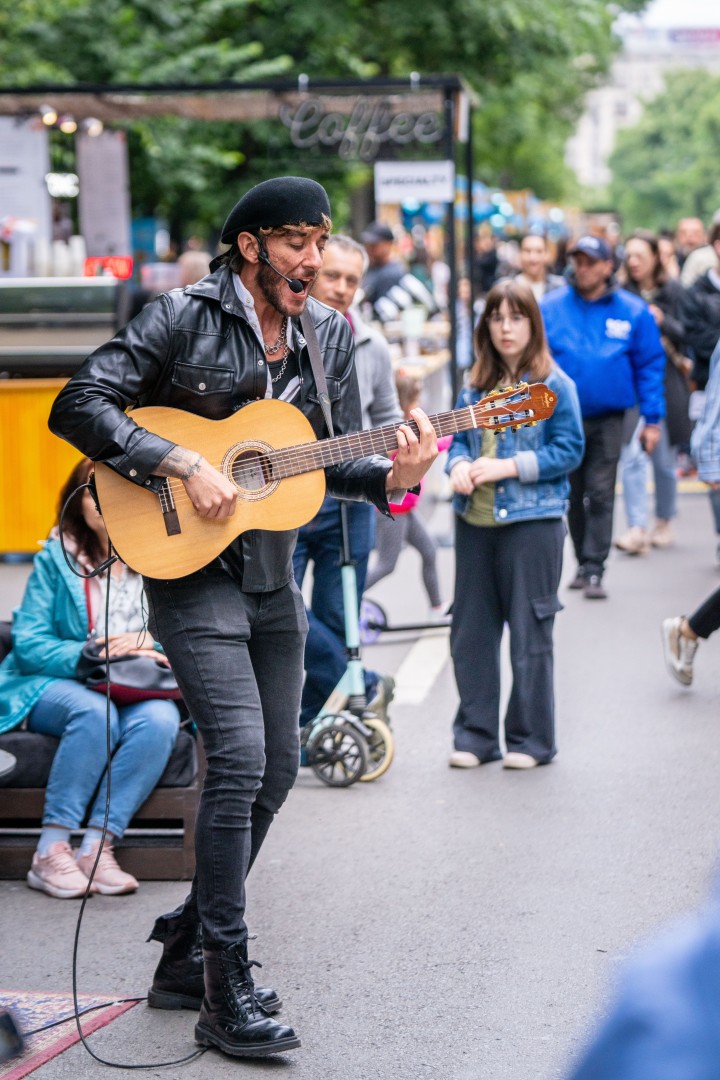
[76,130,132,257]
[374,160,455,205]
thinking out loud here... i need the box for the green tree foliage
[609,69,720,231]
[0,0,647,235]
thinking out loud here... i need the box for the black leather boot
[194,941,300,1058]
[147,915,281,1015]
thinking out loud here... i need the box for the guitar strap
[300,310,335,438]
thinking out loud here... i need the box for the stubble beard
[257,261,305,318]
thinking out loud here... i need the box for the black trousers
[568,413,625,578]
[144,567,307,948]
[688,584,720,639]
[450,516,565,763]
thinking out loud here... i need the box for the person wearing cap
[48,176,437,1060]
[360,220,438,324]
[540,235,666,599]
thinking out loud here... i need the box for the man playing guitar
[49,176,437,1061]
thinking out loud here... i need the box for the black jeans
[144,565,307,948]
[688,584,720,639]
[450,516,565,763]
[568,413,625,578]
[293,497,377,725]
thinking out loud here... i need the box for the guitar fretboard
[256,394,528,481]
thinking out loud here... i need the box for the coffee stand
[0,75,476,553]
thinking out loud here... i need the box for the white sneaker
[661,617,698,687]
[448,750,481,768]
[614,526,650,555]
[428,605,451,624]
[503,752,540,769]
[650,520,673,548]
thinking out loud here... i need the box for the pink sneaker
[76,841,138,895]
[27,841,95,898]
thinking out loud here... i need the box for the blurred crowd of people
[345,209,720,1078]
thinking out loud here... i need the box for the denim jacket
[445,365,585,523]
[691,338,720,483]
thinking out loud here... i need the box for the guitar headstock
[473,382,558,432]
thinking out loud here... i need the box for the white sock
[37,826,71,856]
[78,827,107,856]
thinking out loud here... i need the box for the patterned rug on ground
[0,990,141,1079]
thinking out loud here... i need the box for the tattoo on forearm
[157,447,203,480]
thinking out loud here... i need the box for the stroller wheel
[358,717,395,782]
[359,598,387,646]
[307,720,368,787]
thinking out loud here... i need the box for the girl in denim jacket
[446,279,584,769]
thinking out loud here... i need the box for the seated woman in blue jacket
[446,279,584,770]
[0,458,180,898]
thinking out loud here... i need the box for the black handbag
[78,640,182,705]
[80,577,182,705]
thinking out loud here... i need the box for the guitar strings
[157,391,537,499]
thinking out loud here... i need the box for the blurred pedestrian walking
[614,230,691,555]
[514,233,564,302]
[365,371,451,621]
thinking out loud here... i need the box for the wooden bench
[0,622,203,880]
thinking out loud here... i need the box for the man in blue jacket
[540,236,666,599]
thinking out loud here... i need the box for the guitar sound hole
[231,449,272,493]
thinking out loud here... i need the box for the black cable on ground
[54,480,207,1069]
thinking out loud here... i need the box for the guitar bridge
[159,480,181,536]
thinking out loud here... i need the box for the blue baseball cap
[568,235,612,261]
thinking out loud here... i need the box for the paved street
[1,487,719,1079]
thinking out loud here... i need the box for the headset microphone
[257,248,305,294]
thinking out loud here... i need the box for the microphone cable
[50,479,207,1069]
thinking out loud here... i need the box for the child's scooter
[359,597,451,645]
[301,504,395,787]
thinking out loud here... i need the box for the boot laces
[225,954,263,1015]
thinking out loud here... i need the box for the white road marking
[393,634,450,705]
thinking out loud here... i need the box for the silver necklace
[269,344,290,383]
[264,317,288,356]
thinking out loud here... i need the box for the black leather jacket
[49,267,393,590]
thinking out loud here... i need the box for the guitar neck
[271,406,476,479]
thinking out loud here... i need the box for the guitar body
[92,382,557,580]
[94,400,326,579]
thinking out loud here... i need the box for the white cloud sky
[628,0,720,27]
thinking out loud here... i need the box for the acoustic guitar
[93,381,557,579]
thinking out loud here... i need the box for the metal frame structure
[0,74,476,398]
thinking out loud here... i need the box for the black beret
[220,176,331,245]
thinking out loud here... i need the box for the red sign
[83,255,133,280]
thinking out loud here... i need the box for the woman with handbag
[446,279,584,769]
[0,458,181,898]
[614,230,691,555]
